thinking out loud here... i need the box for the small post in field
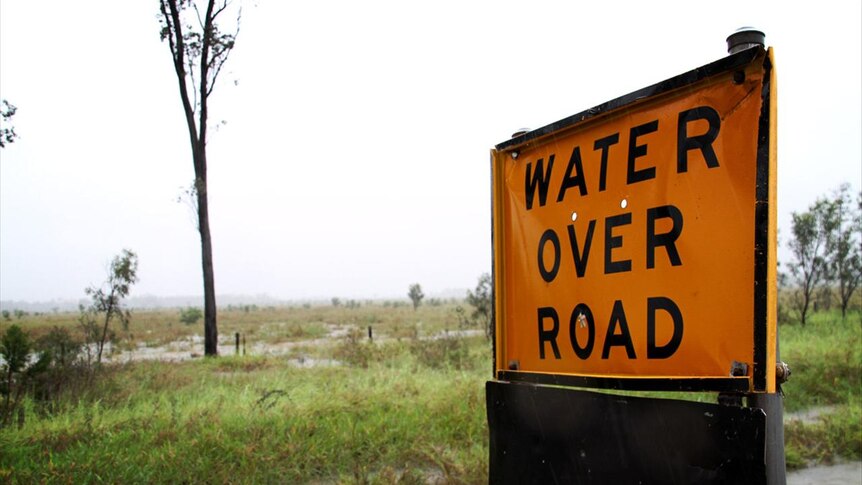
[368,326,373,341]
[235,332,240,355]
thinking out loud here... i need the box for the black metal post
[748,391,785,485]
[749,326,786,485]
[726,27,786,485]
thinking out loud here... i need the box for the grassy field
[779,311,862,469]
[1,303,860,482]
[5,300,468,347]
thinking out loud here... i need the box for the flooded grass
[0,341,491,483]
[0,303,490,483]
[1,304,860,481]
[780,311,862,470]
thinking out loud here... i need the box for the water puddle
[108,324,354,364]
[787,461,862,485]
[785,405,840,425]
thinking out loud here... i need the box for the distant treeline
[0,292,472,315]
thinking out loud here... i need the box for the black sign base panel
[487,381,767,485]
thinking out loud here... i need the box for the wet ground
[104,329,861,482]
[108,326,484,366]
[787,461,862,484]
[784,406,861,484]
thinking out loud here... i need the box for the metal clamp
[775,362,791,384]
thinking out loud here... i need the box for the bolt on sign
[491,47,777,393]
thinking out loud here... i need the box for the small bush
[179,307,203,325]
[334,327,384,368]
[410,335,470,370]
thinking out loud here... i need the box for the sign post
[488,33,785,484]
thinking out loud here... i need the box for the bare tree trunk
[97,295,114,364]
[3,368,11,423]
[196,170,218,356]
[197,0,218,357]
[800,293,809,326]
[839,281,850,320]
[97,313,109,363]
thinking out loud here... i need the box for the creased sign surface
[492,48,776,391]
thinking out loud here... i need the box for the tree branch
[160,0,201,156]
[205,7,241,98]
[197,0,217,152]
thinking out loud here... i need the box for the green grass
[778,310,862,469]
[784,396,862,469]
[779,310,862,412]
[0,338,491,483]
[1,305,860,481]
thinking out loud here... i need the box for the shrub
[1,325,32,426]
[179,307,203,325]
[410,335,470,370]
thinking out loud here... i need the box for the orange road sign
[491,47,777,393]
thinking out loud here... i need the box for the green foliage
[1,325,33,426]
[1,311,9,321]
[28,328,89,410]
[36,327,82,369]
[0,325,30,375]
[826,184,862,318]
[467,273,493,339]
[0,99,18,148]
[407,283,424,311]
[81,249,139,364]
[179,307,203,326]
[787,185,862,324]
[788,196,840,325]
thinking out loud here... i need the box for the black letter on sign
[567,220,596,278]
[594,133,619,192]
[538,307,561,359]
[602,300,636,359]
[647,297,684,359]
[677,106,720,173]
[557,146,588,202]
[525,155,555,210]
[569,303,595,360]
[604,213,632,274]
[627,120,658,185]
[538,229,561,283]
[646,205,684,269]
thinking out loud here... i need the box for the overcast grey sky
[1,0,860,303]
